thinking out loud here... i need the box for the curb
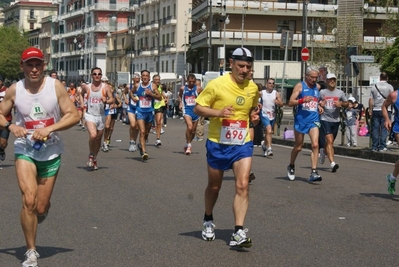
[272,137,398,163]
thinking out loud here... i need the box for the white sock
[330,162,336,167]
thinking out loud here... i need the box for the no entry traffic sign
[301,47,310,61]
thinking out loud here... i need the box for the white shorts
[84,113,105,131]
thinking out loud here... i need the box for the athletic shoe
[197,138,203,141]
[249,172,256,183]
[138,143,143,156]
[155,139,162,146]
[387,175,396,195]
[161,128,165,134]
[82,126,86,131]
[129,141,138,152]
[185,146,192,155]
[87,154,94,168]
[93,159,98,170]
[287,165,295,181]
[331,162,339,173]
[22,249,40,267]
[202,221,215,241]
[142,152,148,161]
[319,148,325,164]
[229,228,252,248]
[261,140,266,153]
[266,148,273,156]
[381,147,388,152]
[163,124,167,127]
[37,211,48,224]
[309,171,322,182]
[0,149,5,161]
[102,142,109,152]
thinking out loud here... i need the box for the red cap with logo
[21,47,44,62]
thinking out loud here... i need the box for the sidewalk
[271,108,399,163]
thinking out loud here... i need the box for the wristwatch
[4,121,11,131]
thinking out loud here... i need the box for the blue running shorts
[136,111,154,123]
[294,120,320,134]
[260,114,275,128]
[206,139,253,171]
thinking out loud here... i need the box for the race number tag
[302,97,318,112]
[25,118,55,144]
[108,108,116,115]
[325,96,338,109]
[184,96,196,106]
[266,111,275,120]
[139,96,152,108]
[220,119,247,145]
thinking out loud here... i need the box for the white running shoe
[128,141,138,152]
[22,249,40,267]
[102,142,109,152]
[266,148,273,156]
[202,221,215,241]
[287,165,295,181]
[161,128,165,134]
[229,228,252,248]
[319,148,325,164]
[155,139,162,146]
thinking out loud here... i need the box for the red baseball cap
[21,47,44,62]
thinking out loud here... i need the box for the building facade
[190,0,394,100]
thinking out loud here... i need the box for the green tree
[380,37,399,80]
[0,26,29,81]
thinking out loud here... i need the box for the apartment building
[2,0,57,31]
[190,0,394,100]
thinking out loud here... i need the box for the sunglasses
[268,82,274,85]
[92,73,102,76]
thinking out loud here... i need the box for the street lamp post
[241,1,268,47]
[310,18,322,65]
[207,0,212,71]
[221,0,230,74]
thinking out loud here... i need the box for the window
[122,38,125,48]
[166,61,168,72]
[29,9,34,19]
[277,20,296,33]
[167,6,170,17]
[30,23,34,30]
[263,47,299,61]
[172,60,175,72]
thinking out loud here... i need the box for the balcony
[150,20,159,30]
[27,15,37,23]
[165,15,177,25]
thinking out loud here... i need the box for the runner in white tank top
[0,47,80,267]
[260,78,283,157]
[81,67,114,170]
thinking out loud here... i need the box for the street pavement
[0,117,398,267]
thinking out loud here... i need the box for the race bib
[25,118,55,144]
[108,108,116,115]
[302,98,318,112]
[325,96,338,109]
[262,111,274,121]
[184,96,196,106]
[139,96,152,108]
[220,119,247,145]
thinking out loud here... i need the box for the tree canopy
[0,26,30,81]
[380,37,399,80]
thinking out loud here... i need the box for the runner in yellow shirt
[194,47,260,248]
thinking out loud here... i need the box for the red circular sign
[301,47,310,61]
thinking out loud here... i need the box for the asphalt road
[0,118,398,267]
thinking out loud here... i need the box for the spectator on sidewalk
[369,72,394,152]
[344,99,358,147]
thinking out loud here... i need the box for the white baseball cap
[326,73,337,79]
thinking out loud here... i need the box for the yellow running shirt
[196,73,258,144]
